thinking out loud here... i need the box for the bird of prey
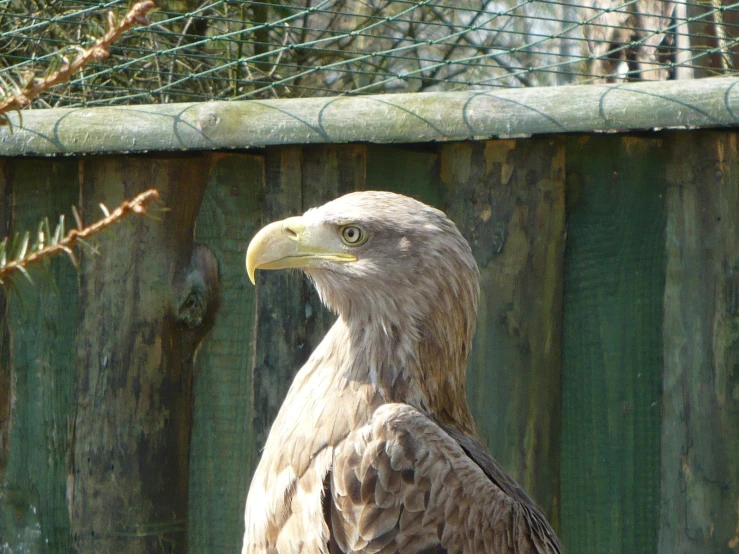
[243,191,561,554]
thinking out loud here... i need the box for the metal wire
[1,0,737,107]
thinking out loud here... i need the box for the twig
[0,189,160,284]
[0,0,156,118]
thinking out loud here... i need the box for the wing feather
[329,403,561,554]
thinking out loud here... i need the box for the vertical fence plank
[72,155,210,554]
[302,144,367,350]
[561,136,665,554]
[189,153,264,554]
[0,159,11,486]
[0,159,79,554]
[438,139,565,526]
[366,144,440,206]
[659,131,739,554]
[251,146,306,455]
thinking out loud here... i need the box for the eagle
[243,191,561,554]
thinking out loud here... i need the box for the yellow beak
[245,216,357,284]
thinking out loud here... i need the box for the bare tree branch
[0,0,156,121]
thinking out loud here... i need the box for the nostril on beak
[283,224,299,240]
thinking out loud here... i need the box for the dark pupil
[347,229,355,238]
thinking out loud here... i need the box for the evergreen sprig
[0,1,156,132]
[0,189,160,285]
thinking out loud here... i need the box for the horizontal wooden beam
[2,77,739,156]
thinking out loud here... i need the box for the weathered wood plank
[0,159,79,554]
[658,131,739,554]
[188,152,263,554]
[71,155,214,553]
[1,131,733,554]
[561,136,665,554]
[0,159,10,483]
[438,139,565,528]
[2,77,739,156]
[251,146,306,456]
[366,144,440,206]
[302,144,367,351]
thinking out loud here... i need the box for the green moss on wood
[2,78,739,156]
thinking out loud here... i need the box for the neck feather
[329,286,477,435]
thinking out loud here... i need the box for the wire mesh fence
[1,0,738,107]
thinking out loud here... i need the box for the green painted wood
[3,77,739,156]
[365,144,440,205]
[252,146,307,455]
[2,132,734,554]
[438,139,565,527]
[189,153,264,554]
[302,144,368,351]
[71,155,212,554]
[561,136,665,554]
[658,131,739,554]
[0,159,79,554]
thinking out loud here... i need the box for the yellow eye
[340,225,366,246]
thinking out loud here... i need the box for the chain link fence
[1,0,738,107]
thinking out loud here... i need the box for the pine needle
[72,205,83,230]
[0,189,160,284]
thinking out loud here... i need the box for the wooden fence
[0,77,737,554]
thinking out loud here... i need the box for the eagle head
[247,191,478,332]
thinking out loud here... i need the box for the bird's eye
[340,225,366,246]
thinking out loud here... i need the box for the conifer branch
[0,189,160,284]
[0,1,156,128]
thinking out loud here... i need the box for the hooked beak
[245,216,357,284]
